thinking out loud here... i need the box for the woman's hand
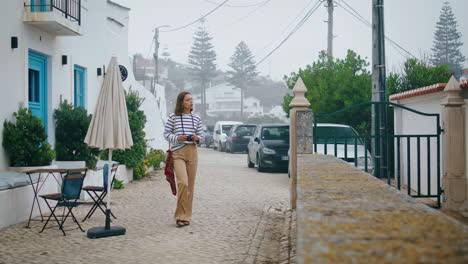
[177,135,187,142]
[191,134,200,141]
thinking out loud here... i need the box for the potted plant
[3,108,55,171]
[53,101,100,169]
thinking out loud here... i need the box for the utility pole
[326,0,334,58]
[371,0,387,178]
[153,28,160,90]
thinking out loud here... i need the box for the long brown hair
[174,91,192,115]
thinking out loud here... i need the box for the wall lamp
[61,55,67,65]
[97,67,102,76]
[11,37,18,49]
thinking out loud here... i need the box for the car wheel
[247,154,254,168]
[256,154,265,172]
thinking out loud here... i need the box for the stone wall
[296,154,468,263]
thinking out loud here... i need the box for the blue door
[31,0,47,12]
[74,65,86,108]
[28,51,48,133]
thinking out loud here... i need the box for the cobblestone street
[0,148,294,264]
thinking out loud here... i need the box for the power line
[224,0,272,28]
[337,0,416,59]
[204,0,271,8]
[255,0,318,55]
[162,0,230,32]
[256,0,323,66]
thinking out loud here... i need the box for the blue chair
[39,168,87,236]
[81,163,119,222]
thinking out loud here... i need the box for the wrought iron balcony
[23,0,81,36]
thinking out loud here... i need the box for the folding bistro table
[23,168,70,228]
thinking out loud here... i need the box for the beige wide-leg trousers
[172,144,198,221]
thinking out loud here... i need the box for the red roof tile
[389,83,446,101]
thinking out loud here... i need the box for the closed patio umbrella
[84,57,133,238]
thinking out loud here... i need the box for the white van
[213,121,243,151]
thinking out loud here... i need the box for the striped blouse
[164,113,204,152]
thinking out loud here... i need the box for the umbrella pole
[87,149,126,239]
[105,150,113,230]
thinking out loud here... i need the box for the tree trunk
[202,80,206,120]
[241,87,244,119]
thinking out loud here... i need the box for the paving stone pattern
[0,148,294,264]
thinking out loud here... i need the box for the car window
[314,126,363,145]
[222,125,233,134]
[235,125,256,136]
[261,126,289,140]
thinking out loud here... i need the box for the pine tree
[227,41,258,118]
[430,1,465,77]
[188,19,217,119]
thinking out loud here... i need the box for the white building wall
[392,92,445,197]
[0,0,167,170]
[244,96,264,116]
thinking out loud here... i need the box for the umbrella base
[87,226,126,239]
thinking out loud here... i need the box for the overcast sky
[114,0,468,81]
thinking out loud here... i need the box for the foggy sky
[115,0,468,81]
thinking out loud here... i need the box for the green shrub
[3,108,55,166]
[113,178,124,189]
[54,101,100,168]
[146,149,166,169]
[102,89,147,172]
[133,162,147,180]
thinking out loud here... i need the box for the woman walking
[164,92,203,227]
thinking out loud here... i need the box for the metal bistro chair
[82,163,119,222]
[39,168,88,236]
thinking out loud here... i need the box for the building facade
[0,0,167,170]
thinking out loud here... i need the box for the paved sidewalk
[0,148,294,264]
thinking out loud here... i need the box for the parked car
[247,124,289,172]
[225,124,257,153]
[313,123,373,173]
[213,121,243,151]
[200,124,214,148]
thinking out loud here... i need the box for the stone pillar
[289,77,312,209]
[442,76,468,216]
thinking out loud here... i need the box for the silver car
[314,123,373,173]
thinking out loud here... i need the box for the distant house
[460,68,468,81]
[193,83,264,119]
[267,105,288,122]
[133,56,168,82]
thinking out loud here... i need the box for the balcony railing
[25,0,81,25]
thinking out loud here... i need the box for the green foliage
[188,20,217,83]
[54,101,100,168]
[3,108,55,166]
[102,89,147,170]
[387,58,452,95]
[246,115,286,125]
[133,162,147,180]
[228,41,258,116]
[282,50,372,133]
[430,1,465,77]
[113,178,124,189]
[146,149,166,169]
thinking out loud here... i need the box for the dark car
[200,124,214,148]
[225,124,257,153]
[247,124,289,172]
